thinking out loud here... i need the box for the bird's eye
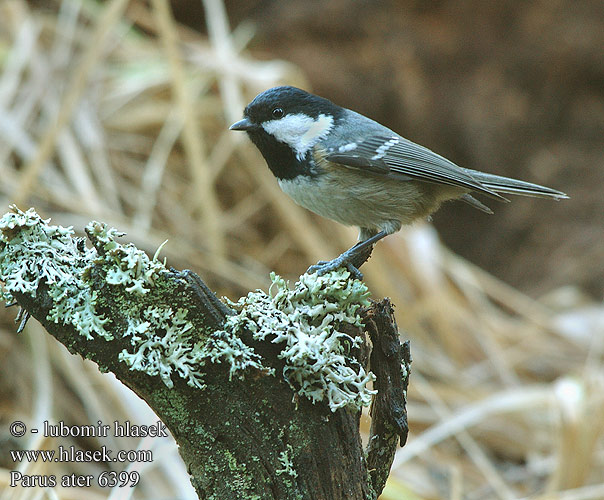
[272,107,284,119]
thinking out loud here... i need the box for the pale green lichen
[213,271,376,411]
[199,330,274,381]
[0,206,204,388]
[86,221,165,294]
[118,306,205,389]
[275,444,298,478]
[0,207,377,410]
[0,207,83,301]
[0,207,113,340]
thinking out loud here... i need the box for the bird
[230,86,568,279]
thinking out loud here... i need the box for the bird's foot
[307,254,364,280]
[306,231,389,281]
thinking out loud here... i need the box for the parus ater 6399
[230,86,567,278]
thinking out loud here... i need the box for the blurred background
[0,0,603,499]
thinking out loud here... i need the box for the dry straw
[0,1,602,499]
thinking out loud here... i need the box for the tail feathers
[466,169,569,200]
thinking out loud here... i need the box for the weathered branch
[364,300,411,494]
[0,206,409,499]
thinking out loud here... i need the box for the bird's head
[230,86,343,178]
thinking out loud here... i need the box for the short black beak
[229,117,255,131]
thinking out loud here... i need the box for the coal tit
[230,86,568,278]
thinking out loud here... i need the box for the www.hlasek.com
[8,420,168,488]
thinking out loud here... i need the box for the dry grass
[0,1,602,499]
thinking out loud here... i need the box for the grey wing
[326,134,508,201]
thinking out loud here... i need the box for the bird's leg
[307,231,388,280]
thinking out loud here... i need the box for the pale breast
[277,151,464,234]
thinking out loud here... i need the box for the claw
[345,262,364,280]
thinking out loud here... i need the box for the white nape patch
[338,142,358,153]
[262,113,334,160]
[371,137,399,160]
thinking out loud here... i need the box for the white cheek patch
[262,113,334,160]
